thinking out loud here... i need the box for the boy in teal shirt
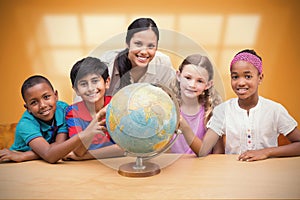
[0,75,105,163]
[10,100,68,152]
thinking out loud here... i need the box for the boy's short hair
[70,57,109,89]
[21,75,54,101]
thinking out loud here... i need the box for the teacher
[99,17,175,96]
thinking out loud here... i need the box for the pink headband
[230,52,262,74]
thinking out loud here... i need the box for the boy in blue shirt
[0,75,104,163]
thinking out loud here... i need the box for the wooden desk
[0,154,299,199]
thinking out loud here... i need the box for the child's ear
[72,86,80,96]
[259,73,264,84]
[205,80,214,90]
[176,71,181,82]
[105,77,111,89]
[54,90,58,101]
[23,104,31,113]
[74,89,81,97]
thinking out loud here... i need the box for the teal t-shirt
[10,101,68,152]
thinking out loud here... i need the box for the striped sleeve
[66,105,84,137]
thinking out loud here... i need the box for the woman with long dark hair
[99,18,175,96]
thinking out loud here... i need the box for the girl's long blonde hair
[170,54,222,125]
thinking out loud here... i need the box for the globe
[106,83,180,177]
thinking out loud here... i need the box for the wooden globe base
[118,162,161,177]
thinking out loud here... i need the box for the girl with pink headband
[178,49,300,161]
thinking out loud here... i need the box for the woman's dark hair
[116,18,159,79]
[125,18,159,45]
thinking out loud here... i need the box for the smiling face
[177,64,212,100]
[24,82,58,124]
[127,29,158,68]
[231,60,263,103]
[75,73,110,105]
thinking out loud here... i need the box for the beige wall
[0,0,299,124]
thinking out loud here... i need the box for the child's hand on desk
[0,148,25,162]
[63,151,94,161]
[238,149,269,162]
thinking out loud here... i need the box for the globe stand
[118,157,161,177]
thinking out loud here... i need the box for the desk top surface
[1,154,300,199]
